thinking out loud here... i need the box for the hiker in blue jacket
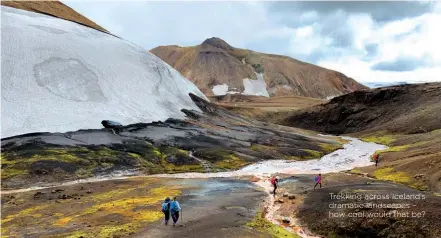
[170,196,181,226]
[161,197,171,225]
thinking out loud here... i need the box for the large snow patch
[1,7,208,138]
[243,73,269,97]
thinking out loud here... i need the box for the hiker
[170,196,181,226]
[161,197,171,225]
[270,176,280,197]
[314,174,322,189]
[372,153,379,167]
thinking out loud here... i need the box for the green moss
[1,168,28,179]
[373,167,411,184]
[378,145,410,153]
[214,154,249,170]
[301,149,323,159]
[247,212,300,238]
[410,181,429,191]
[319,143,343,153]
[195,148,234,162]
[162,160,205,173]
[361,134,396,146]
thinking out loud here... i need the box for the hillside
[1,6,206,138]
[274,82,441,192]
[150,37,368,99]
[277,83,441,134]
[209,94,325,119]
[1,0,108,33]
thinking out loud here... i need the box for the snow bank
[212,84,229,95]
[243,73,270,97]
[1,7,207,138]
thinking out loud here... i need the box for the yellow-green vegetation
[158,146,205,173]
[319,143,344,153]
[350,169,363,174]
[375,141,428,156]
[195,148,249,170]
[1,179,182,238]
[361,134,396,146]
[1,168,29,179]
[410,181,429,191]
[247,212,300,238]
[301,149,323,160]
[2,204,48,223]
[373,167,411,184]
[215,154,249,170]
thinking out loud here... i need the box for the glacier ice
[1,6,208,138]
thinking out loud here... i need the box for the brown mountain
[1,1,108,33]
[150,37,368,99]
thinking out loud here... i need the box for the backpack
[314,176,318,182]
[270,177,276,185]
[170,201,180,213]
[161,202,169,212]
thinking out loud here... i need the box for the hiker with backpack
[270,176,280,197]
[314,174,322,189]
[170,196,181,226]
[161,197,171,225]
[372,153,380,167]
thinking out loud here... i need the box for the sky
[63,1,441,85]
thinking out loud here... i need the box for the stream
[1,136,386,237]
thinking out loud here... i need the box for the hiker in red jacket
[270,176,279,197]
[372,153,379,167]
[314,174,322,189]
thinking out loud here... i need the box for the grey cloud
[371,56,432,72]
[269,1,433,22]
[362,44,379,61]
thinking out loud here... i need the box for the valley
[2,1,441,238]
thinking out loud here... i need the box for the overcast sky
[63,1,441,84]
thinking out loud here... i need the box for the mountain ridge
[150,37,368,99]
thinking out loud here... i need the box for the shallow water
[153,136,386,178]
[1,136,386,194]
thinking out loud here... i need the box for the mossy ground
[247,212,300,238]
[1,177,182,238]
[361,133,396,146]
[194,148,249,170]
[1,144,210,183]
[373,167,411,184]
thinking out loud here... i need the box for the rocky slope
[1,0,108,33]
[150,37,368,99]
[277,83,441,134]
[1,93,344,189]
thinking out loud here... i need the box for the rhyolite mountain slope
[150,37,368,99]
[1,6,207,138]
[1,0,108,33]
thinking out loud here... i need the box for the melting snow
[1,7,207,138]
[243,73,270,97]
[212,84,229,95]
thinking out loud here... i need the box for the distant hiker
[170,196,181,226]
[314,174,322,189]
[372,153,379,167]
[161,197,171,225]
[270,176,280,197]
[101,120,123,134]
